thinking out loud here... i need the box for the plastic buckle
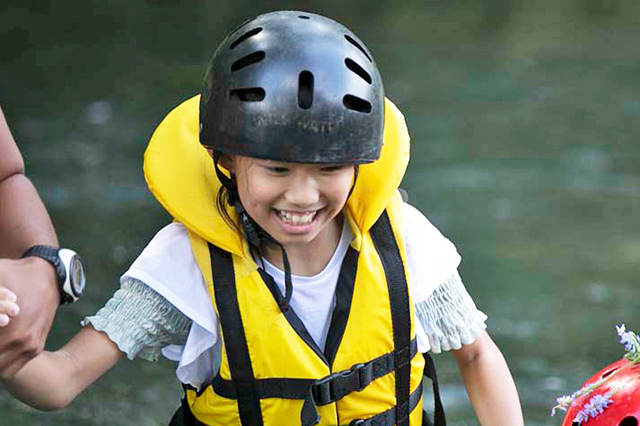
[312,372,339,405]
[312,362,374,405]
[349,363,369,391]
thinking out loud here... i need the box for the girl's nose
[285,174,320,206]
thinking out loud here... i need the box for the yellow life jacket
[144,96,433,426]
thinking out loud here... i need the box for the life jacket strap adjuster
[311,361,376,406]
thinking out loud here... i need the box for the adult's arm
[0,104,61,379]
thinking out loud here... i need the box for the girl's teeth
[278,210,315,225]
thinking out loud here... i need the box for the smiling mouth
[276,210,318,225]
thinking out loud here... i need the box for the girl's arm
[2,325,123,411]
[452,331,524,426]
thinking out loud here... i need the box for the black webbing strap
[341,381,423,426]
[370,211,412,426]
[212,375,315,400]
[311,340,418,406]
[324,246,359,365]
[257,245,360,367]
[174,383,422,426]
[168,388,204,426]
[209,243,264,426]
[258,268,327,362]
[208,340,417,426]
[300,339,418,426]
[170,350,437,426]
[423,353,446,426]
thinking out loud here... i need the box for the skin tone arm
[0,293,123,412]
[0,105,61,380]
[452,331,524,425]
[0,287,19,326]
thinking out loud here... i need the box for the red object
[562,358,640,425]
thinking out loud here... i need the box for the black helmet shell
[199,10,384,164]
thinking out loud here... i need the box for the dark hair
[215,183,241,234]
[214,181,268,261]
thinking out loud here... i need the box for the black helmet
[199,10,384,164]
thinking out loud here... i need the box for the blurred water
[1,0,639,424]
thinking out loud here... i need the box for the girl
[0,11,523,426]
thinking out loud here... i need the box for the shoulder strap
[178,212,443,426]
[369,210,413,426]
[423,353,447,426]
[209,243,264,426]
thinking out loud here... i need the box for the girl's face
[229,156,355,250]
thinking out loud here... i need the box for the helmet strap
[236,201,294,313]
[212,152,260,246]
[212,152,296,314]
[234,202,262,248]
[277,244,294,312]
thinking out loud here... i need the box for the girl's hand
[0,286,20,327]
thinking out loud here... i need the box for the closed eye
[266,166,289,174]
[321,165,350,172]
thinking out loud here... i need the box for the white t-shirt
[123,202,461,388]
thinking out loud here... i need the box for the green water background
[1,0,639,424]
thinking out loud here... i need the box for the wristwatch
[22,245,87,305]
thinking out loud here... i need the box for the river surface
[1,1,639,424]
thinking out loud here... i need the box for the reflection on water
[1,0,639,424]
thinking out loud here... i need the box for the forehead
[235,156,348,169]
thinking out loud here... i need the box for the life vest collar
[143,95,410,256]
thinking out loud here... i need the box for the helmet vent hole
[345,58,372,84]
[230,88,265,102]
[620,417,639,426]
[230,27,263,49]
[602,366,619,379]
[344,34,372,62]
[231,51,266,72]
[298,71,314,110]
[343,95,371,113]
[298,15,310,19]
[228,17,257,38]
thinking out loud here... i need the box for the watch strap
[22,244,71,304]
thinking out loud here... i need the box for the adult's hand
[0,256,59,380]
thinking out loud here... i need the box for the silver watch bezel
[58,248,86,302]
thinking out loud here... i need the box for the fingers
[0,286,17,303]
[0,260,57,378]
[0,287,20,327]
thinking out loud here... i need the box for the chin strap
[277,244,294,312]
[236,201,293,313]
[234,201,262,249]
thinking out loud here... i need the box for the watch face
[69,256,86,297]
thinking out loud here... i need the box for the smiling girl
[0,11,523,426]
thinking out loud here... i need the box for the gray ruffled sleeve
[81,277,192,361]
[414,270,487,353]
